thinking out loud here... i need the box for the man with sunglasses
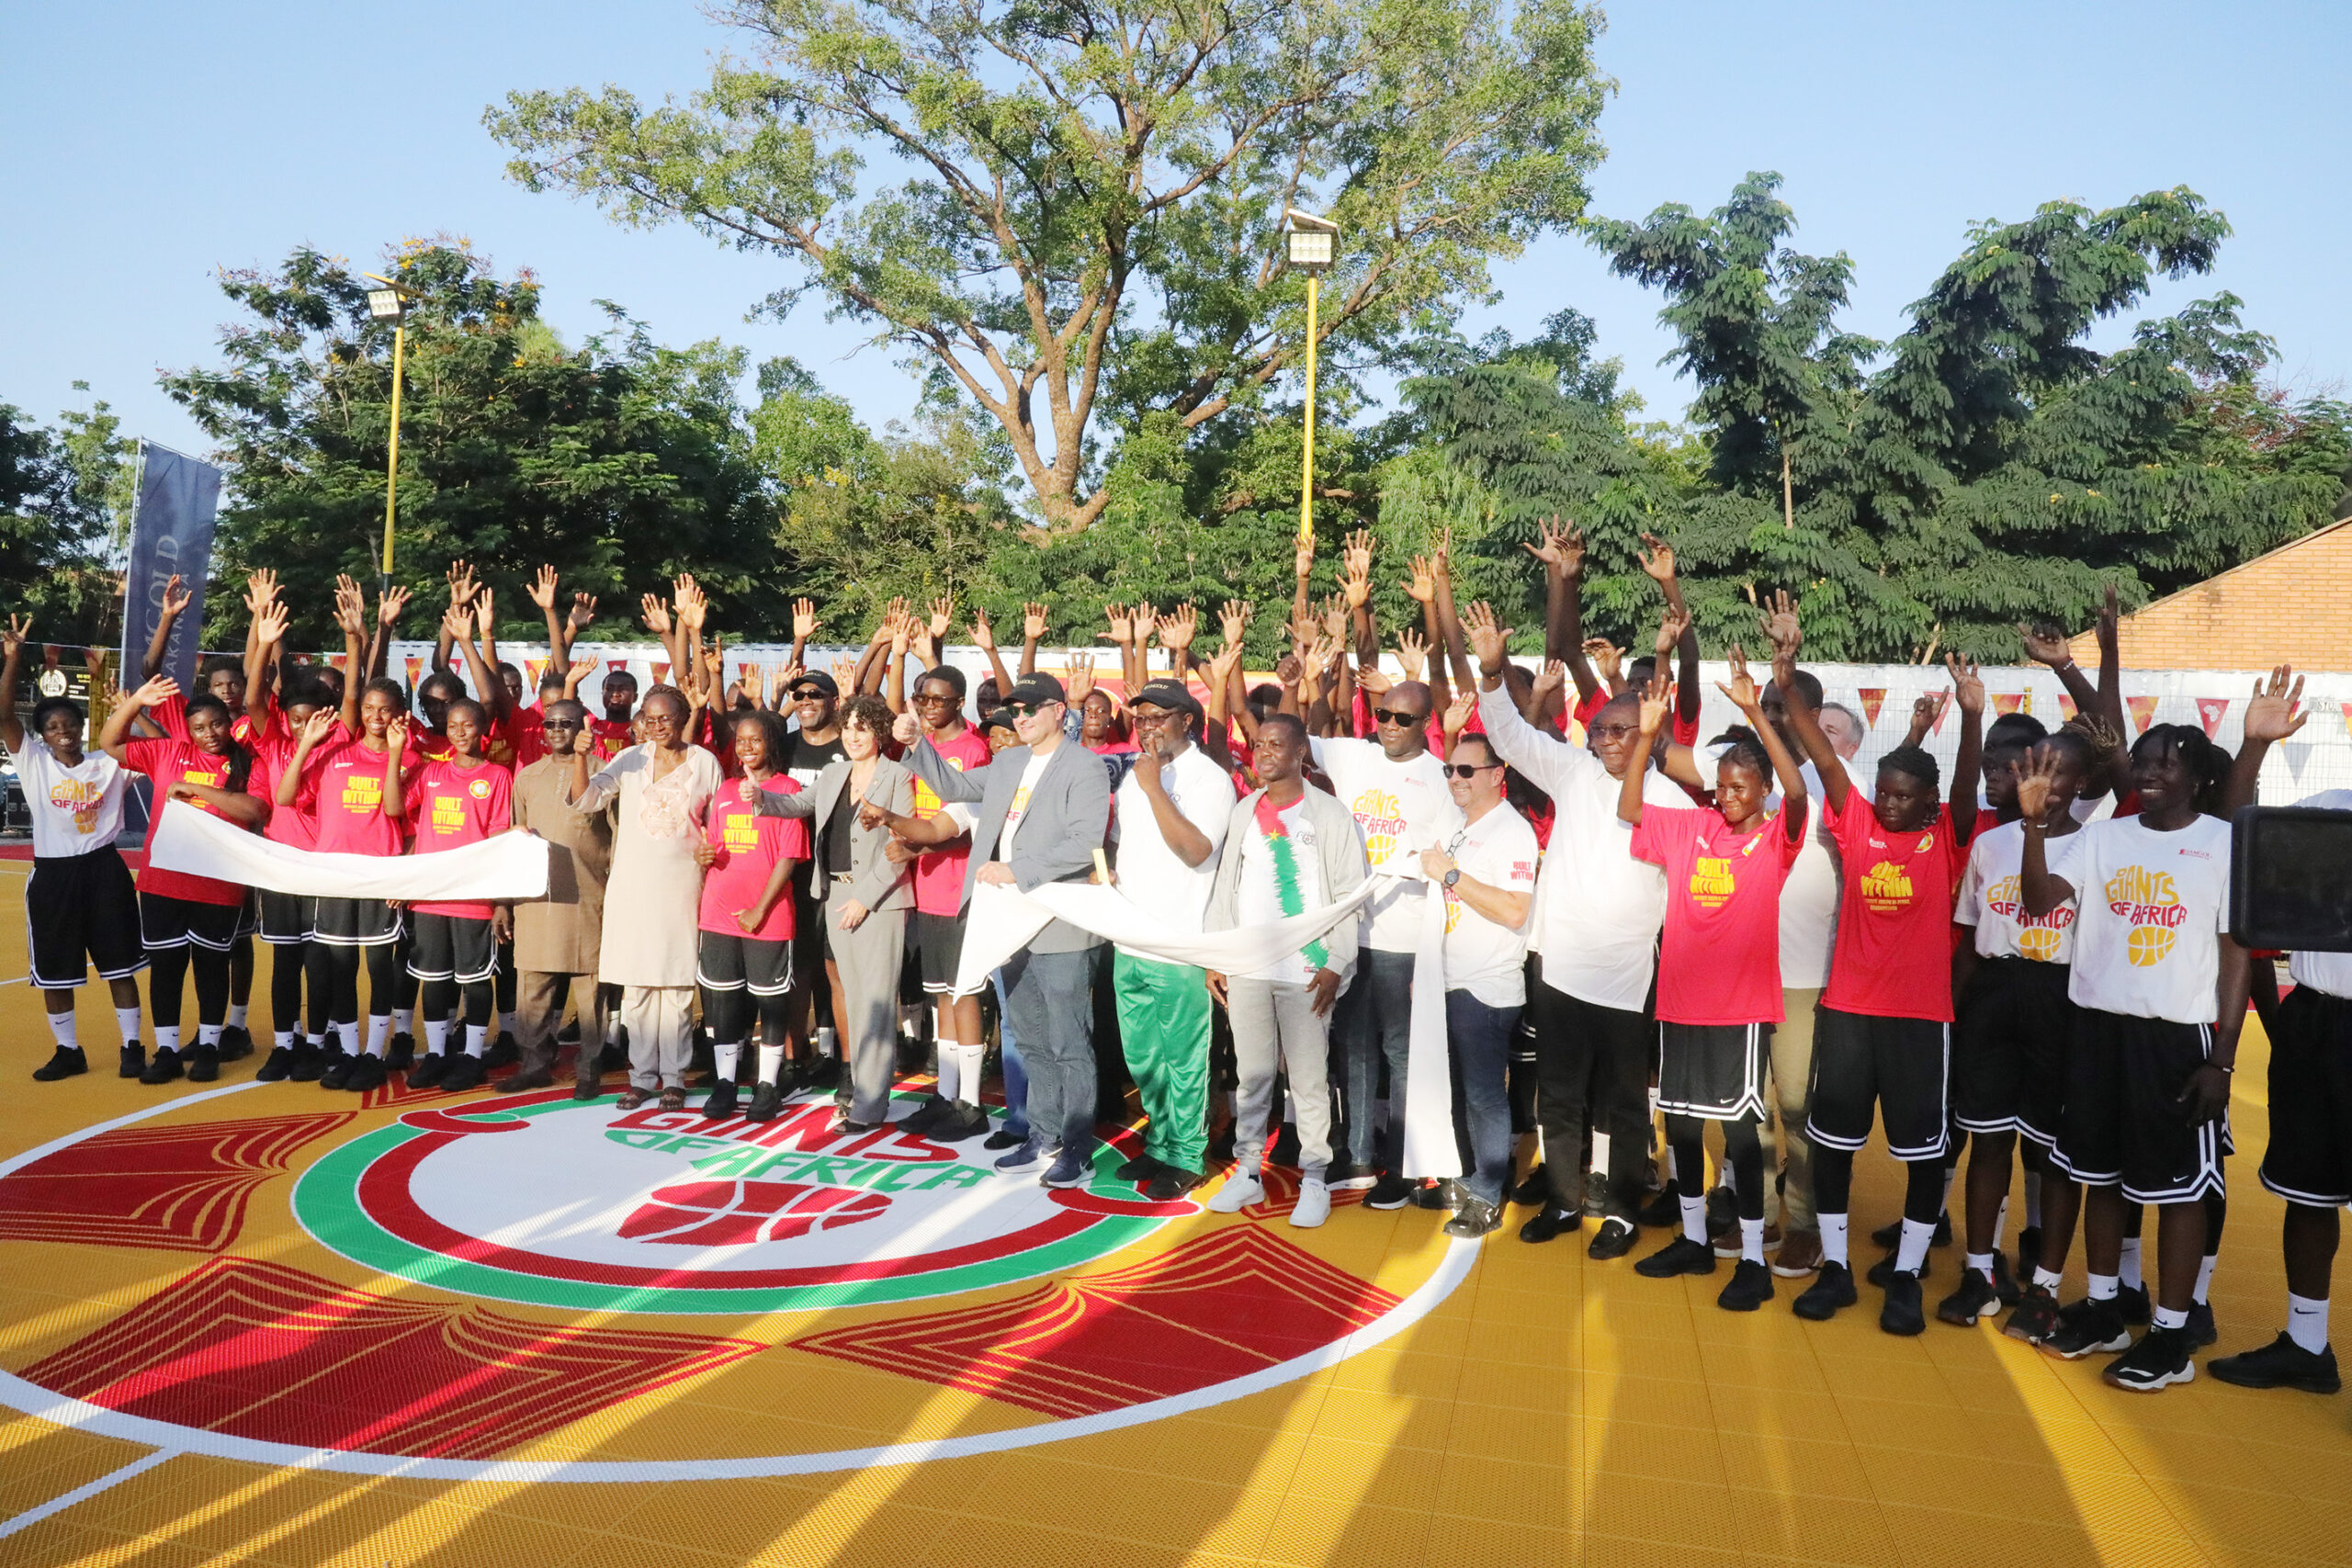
[1311,681,1463,1204]
[784,671,849,1082]
[504,699,614,1096]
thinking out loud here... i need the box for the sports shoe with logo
[1363,1173,1415,1211]
[744,1081,783,1122]
[1938,1268,2002,1326]
[2208,1333,2341,1394]
[1414,1179,1464,1213]
[701,1080,741,1121]
[1792,1261,1859,1321]
[1143,1168,1203,1202]
[254,1045,297,1082]
[118,1043,146,1079]
[929,1102,990,1142]
[899,1094,955,1137]
[140,1047,184,1086]
[1634,1235,1717,1279]
[32,1046,87,1082]
[1206,1168,1263,1213]
[1320,1156,1378,1192]
[993,1136,1049,1175]
[218,1024,254,1061]
[2043,1298,2132,1359]
[287,1043,331,1082]
[1718,1258,1774,1312]
[405,1053,450,1090]
[1717,1221,1781,1260]
[1040,1148,1091,1190]
[2186,1301,2217,1348]
[2103,1325,2195,1392]
[1444,1198,1503,1239]
[2005,1284,2062,1344]
[319,1052,359,1091]
[1289,1178,1331,1229]
[1880,1269,1928,1336]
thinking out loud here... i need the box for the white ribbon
[145,799,550,902]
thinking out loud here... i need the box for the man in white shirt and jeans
[1420,730,1537,1238]
[1107,679,1232,1201]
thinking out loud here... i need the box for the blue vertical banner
[118,441,223,693]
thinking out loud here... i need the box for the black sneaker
[1938,1267,2002,1326]
[984,1128,1026,1150]
[899,1094,955,1137]
[254,1045,297,1081]
[1321,1156,1376,1190]
[744,1082,783,1122]
[218,1025,254,1062]
[1990,1248,2021,1308]
[32,1046,88,1082]
[319,1053,358,1090]
[2006,1283,2062,1344]
[1519,1207,1581,1245]
[2209,1333,2341,1394]
[2115,1282,2152,1326]
[286,1043,329,1082]
[438,1055,488,1092]
[2015,1224,2042,1282]
[1588,1216,1639,1261]
[1718,1258,1775,1312]
[486,1031,519,1066]
[2103,1325,2195,1393]
[1871,1216,1903,1250]
[119,1044,147,1079]
[1792,1262,1859,1321]
[344,1055,388,1092]
[1510,1164,1552,1207]
[1868,1250,1931,1287]
[932,1103,991,1142]
[1881,1269,1928,1336]
[1414,1179,1464,1213]
[1364,1174,1415,1211]
[1144,1168,1204,1202]
[300,1046,346,1085]
[406,1053,451,1090]
[2044,1298,2132,1359]
[2186,1301,2217,1348]
[1634,1235,1717,1279]
[1444,1198,1503,1239]
[802,1055,840,1090]
[1934,1211,1952,1247]
[1704,1185,1737,1243]
[702,1080,741,1121]
[140,1047,184,1085]
[186,1044,220,1083]
[385,1032,415,1072]
[1114,1150,1163,1182]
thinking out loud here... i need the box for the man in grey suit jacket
[896,673,1111,1189]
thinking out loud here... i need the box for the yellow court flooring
[0,941,2348,1568]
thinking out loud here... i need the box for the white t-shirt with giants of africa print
[2048,813,2232,1024]
[1955,818,2079,965]
[1310,736,1462,953]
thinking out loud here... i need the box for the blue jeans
[1338,947,1417,1171]
[993,968,1028,1138]
[1446,989,1522,1206]
[1001,946,1097,1155]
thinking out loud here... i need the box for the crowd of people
[2,524,2345,1404]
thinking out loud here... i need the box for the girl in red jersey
[100,676,269,1085]
[284,680,414,1084]
[401,697,514,1095]
[1617,656,1810,1313]
[693,708,809,1121]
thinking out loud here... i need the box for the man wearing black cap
[783,670,848,1088]
[1106,678,1234,1200]
[896,673,1112,1189]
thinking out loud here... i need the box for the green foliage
[0,391,129,649]
[487,0,1610,531]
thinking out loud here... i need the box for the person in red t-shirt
[100,677,269,1086]
[693,709,810,1121]
[1619,657,1810,1312]
[400,698,514,1096]
[1770,597,1984,1335]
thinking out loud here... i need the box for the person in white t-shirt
[1419,732,1536,1238]
[2018,723,2253,1392]
[1,620,145,1082]
[1107,679,1233,1201]
[1310,682,1464,1203]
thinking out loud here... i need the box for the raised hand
[446,560,476,609]
[639,593,673,637]
[1343,527,1374,579]
[1636,532,1677,586]
[1354,656,1392,697]
[127,674,179,709]
[243,568,279,615]
[1442,686,1476,736]
[2098,583,2120,652]
[1531,658,1567,705]
[2244,664,2309,743]
[442,602,475,643]
[1760,589,1802,660]
[1582,637,1623,685]
[1636,669,1673,736]
[1103,603,1134,645]
[1523,516,1584,576]
[2018,621,2073,668]
[526,564,560,611]
[888,610,912,656]
[378,584,412,628]
[1023,602,1047,642]
[969,608,996,650]
[927,595,954,641]
[2,613,28,659]
[568,592,598,634]
[472,585,496,633]
[1158,604,1198,651]
[160,574,190,619]
[385,715,412,754]
[792,597,819,641]
[1206,638,1245,693]
[2014,744,2061,823]
[568,654,599,687]
[1714,643,1764,714]
[1947,653,1984,715]
[332,580,368,638]
[1405,554,1435,605]
[1219,598,1252,649]
[892,710,921,747]
[1655,604,1691,659]
[1462,600,1510,675]
[254,599,291,649]
[1431,525,1453,578]
[1395,627,1429,682]
[1909,691,1950,739]
[673,575,707,633]
[1319,593,1348,642]
[1341,549,1372,610]
[1274,652,1304,689]
[1067,651,1096,705]
[298,707,338,748]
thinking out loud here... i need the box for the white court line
[0,1450,175,1540]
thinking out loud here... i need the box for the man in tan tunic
[497,700,614,1097]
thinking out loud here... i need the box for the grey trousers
[516,970,607,1086]
[622,985,694,1091]
[1001,946,1099,1156]
[827,902,907,1124]
[1227,976,1334,1182]
[1759,987,1823,1235]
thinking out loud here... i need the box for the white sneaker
[1207,1169,1264,1213]
[1290,1178,1331,1228]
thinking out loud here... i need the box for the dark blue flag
[118,442,223,694]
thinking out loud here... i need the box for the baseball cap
[1004,673,1067,708]
[788,671,839,699]
[1131,677,1204,725]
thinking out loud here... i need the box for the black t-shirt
[786,731,847,905]
[823,793,854,878]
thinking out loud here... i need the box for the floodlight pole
[361,272,410,599]
[1299,273,1318,550]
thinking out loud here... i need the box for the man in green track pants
[1108,679,1233,1201]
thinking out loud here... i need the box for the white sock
[2287,1292,2330,1355]
[155,1026,181,1054]
[47,1013,79,1050]
[465,1024,487,1057]
[1589,1131,1611,1178]
[757,1043,785,1083]
[366,1016,390,1057]
[817,1025,838,1059]
[1679,1194,1706,1247]
[115,1007,141,1046]
[308,1031,328,1050]
[2119,1235,2144,1291]
[935,1040,962,1102]
[198,1023,222,1049]
[2088,1272,2119,1302]
[1991,1197,2008,1252]
[1740,1216,1765,1265]
[227,1003,248,1031]
[715,1043,741,1081]
[1896,1217,1934,1275]
[499,1010,516,1039]
[1966,1250,1996,1283]
[1821,1213,1849,1267]
[1664,1145,1679,1183]
[2025,1169,2043,1229]
[425,1020,449,1055]
[2153,1303,2188,1331]
[950,1043,986,1106]
[1939,1167,1956,1218]
[394,1007,414,1037]
[273,1030,295,1050]
[2194,1252,2217,1305]
[2033,1266,2064,1292]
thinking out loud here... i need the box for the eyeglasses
[1442,762,1502,779]
[789,688,828,702]
[1006,702,1056,718]
[1373,707,1426,728]
[912,692,956,705]
[1589,723,1639,740]
[541,718,582,732]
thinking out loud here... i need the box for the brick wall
[2067,520,2352,671]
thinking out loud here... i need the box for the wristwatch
[1442,868,1461,889]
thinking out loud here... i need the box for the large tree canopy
[487,0,1610,533]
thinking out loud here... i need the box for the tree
[162,243,788,646]
[0,391,129,648]
[488,0,1610,532]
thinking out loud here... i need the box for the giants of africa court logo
[0,1081,1467,1481]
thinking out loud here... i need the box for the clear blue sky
[4,1,2346,461]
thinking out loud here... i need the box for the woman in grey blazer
[752,694,914,1127]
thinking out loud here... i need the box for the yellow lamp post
[361,274,415,594]
[1284,209,1338,548]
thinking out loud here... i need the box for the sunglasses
[1006,702,1053,718]
[1442,762,1501,779]
[790,687,830,701]
[1589,722,1639,740]
[1373,707,1426,727]
[541,718,582,732]
[913,691,956,705]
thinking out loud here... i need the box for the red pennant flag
[2126,694,2159,734]
[1932,695,1951,736]
[2342,703,2352,741]
[1856,688,1886,728]
[525,658,547,689]
[403,656,423,690]
[2057,694,2078,722]
[2196,696,2230,738]
[1991,694,2025,717]
[652,661,671,685]
[607,659,628,673]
